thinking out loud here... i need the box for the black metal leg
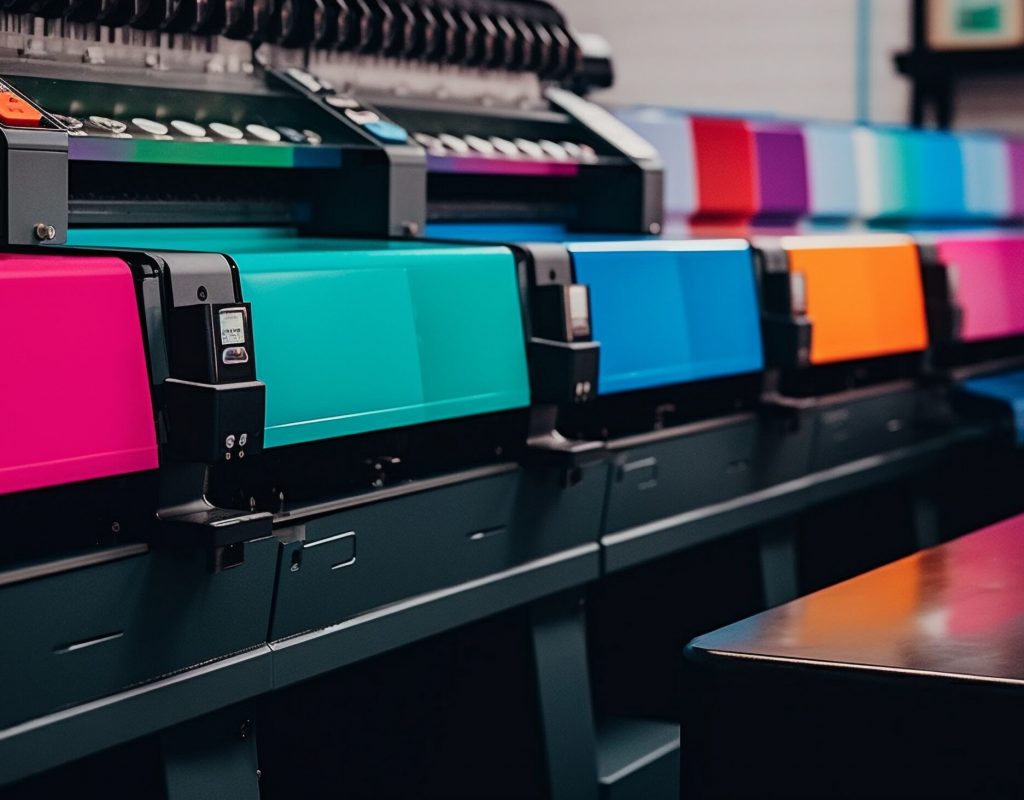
[758,520,799,608]
[160,705,261,800]
[530,592,599,800]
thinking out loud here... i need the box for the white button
[489,137,520,157]
[239,433,248,446]
[131,117,169,136]
[225,434,236,449]
[560,141,583,160]
[438,133,471,155]
[539,139,569,161]
[344,108,381,126]
[414,132,438,146]
[325,95,359,109]
[245,123,282,143]
[286,67,322,94]
[578,143,599,163]
[464,135,496,156]
[209,122,245,140]
[170,119,207,138]
[513,138,545,159]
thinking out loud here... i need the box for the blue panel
[961,370,1024,445]
[905,130,966,220]
[426,223,571,243]
[960,132,1011,219]
[568,242,764,394]
[804,122,860,220]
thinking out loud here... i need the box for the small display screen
[219,309,246,346]
[569,285,591,339]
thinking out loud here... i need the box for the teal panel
[873,128,912,218]
[66,228,531,448]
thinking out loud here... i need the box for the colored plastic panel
[904,130,966,220]
[615,107,697,222]
[569,241,764,394]
[0,254,158,494]
[934,236,1024,342]
[960,133,1012,219]
[750,122,809,222]
[803,123,860,221]
[961,370,1024,445]
[856,128,965,221]
[1008,139,1024,217]
[852,126,887,219]
[690,117,758,223]
[66,229,531,448]
[781,236,929,364]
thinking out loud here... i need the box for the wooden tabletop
[689,512,1024,685]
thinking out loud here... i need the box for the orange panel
[785,239,928,365]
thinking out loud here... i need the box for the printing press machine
[1,1,1024,798]
[0,2,656,797]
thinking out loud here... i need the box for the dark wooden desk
[685,514,1024,799]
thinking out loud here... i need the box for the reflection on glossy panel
[692,513,1024,683]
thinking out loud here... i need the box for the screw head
[33,223,56,241]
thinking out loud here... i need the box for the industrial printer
[0,0,661,773]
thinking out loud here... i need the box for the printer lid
[66,227,531,448]
[777,234,929,365]
[0,253,158,494]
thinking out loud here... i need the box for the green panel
[66,228,531,448]
[875,131,911,217]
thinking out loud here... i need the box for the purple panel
[1010,139,1024,217]
[751,122,809,223]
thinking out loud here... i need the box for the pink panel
[0,254,158,494]
[935,236,1024,342]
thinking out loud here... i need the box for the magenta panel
[0,254,158,494]
[935,236,1024,342]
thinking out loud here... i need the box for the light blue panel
[961,369,1024,445]
[960,132,1011,220]
[803,122,860,220]
[615,106,697,219]
[568,242,764,395]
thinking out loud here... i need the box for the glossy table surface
[690,512,1024,685]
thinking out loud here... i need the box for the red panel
[690,117,759,224]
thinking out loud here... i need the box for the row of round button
[54,113,324,144]
[413,132,598,163]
